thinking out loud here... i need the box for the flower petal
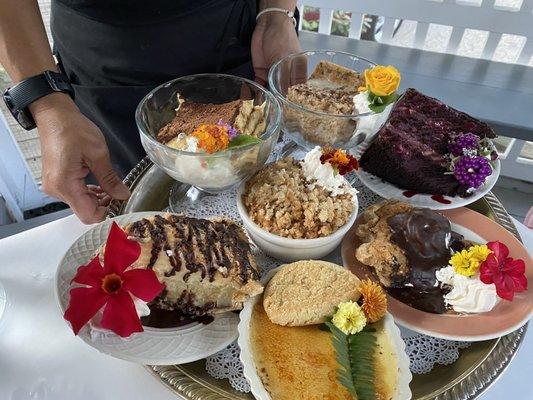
[71,256,106,287]
[487,241,509,262]
[503,258,526,276]
[64,287,109,335]
[479,256,497,284]
[495,285,515,301]
[100,291,143,337]
[512,274,528,293]
[122,269,165,302]
[103,222,141,275]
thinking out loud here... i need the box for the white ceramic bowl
[236,183,358,262]
[238,266,413,400]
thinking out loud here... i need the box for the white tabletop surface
[0,214,531,400]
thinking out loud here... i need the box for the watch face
[2,90,36,130]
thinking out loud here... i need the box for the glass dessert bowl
[136,74,281,209]
[268,50,391,151]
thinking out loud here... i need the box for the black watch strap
[8,70,74,110]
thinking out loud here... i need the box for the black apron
[51,0,257,177]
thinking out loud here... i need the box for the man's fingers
[87,151,130,201]
[62,180,108,224]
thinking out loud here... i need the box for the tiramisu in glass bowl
[237,147,359,261]
[268,50,393,151]
[136,74,281,210]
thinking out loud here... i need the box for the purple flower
[453,155,492,189]
[217,119,239,139]
[449,133,480,157]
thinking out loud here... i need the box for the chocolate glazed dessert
[122,214,263,328]
[354,201,467,314]
[386,209,465,314]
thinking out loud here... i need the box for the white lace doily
[172,137,471,391]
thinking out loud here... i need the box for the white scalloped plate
[55,212,239,365]
[238,267,412,400]
[354,136,501,210]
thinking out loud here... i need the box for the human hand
[251,10,302,86]
[30,93,130,224]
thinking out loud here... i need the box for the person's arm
[0,0,129,224]
[251,0,302,86]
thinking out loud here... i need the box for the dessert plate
[342,207,533,341]
[55,212,239,365]
[354,138,501,210]
[238,267,412,400]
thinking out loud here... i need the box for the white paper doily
[171,137,471,391]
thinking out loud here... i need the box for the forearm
[259,0,297,12]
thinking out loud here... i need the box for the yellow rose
[363,65,401,97]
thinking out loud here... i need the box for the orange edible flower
[358,279,388,323]
[191,124,230,153]
[320,147,359,175]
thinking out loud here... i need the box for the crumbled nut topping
[242,158,354,239]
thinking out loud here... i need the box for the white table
[0,214,531,400]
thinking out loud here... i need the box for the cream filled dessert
[156,95,266,154]
[242,148,358,239]
[122,214,263,327]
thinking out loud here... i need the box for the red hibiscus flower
[479,241,528,301]
[64,222,165,337]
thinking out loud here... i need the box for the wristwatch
[3,70,74,130]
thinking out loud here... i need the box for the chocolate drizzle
[386,208,464,314]
[126,214,260,327]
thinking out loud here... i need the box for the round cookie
[263,260,361,326]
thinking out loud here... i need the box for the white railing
[298,0,533,64]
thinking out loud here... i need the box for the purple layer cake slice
[359,88,496,197]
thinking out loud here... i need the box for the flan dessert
[355,201,467,313]
[122,214,263,327]
[250,302,397,400]
[248,260,400,400]
[359,88,497,197]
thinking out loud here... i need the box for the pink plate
[342,206,533,341]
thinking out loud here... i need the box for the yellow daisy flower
[332,301,367,335]
[450,249,479,277]
[468,244,492,263]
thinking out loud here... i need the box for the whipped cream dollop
[301,146,358,199]
[436,266,499,313]
[352,91,393,136]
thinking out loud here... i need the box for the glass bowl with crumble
[268,50,395,151]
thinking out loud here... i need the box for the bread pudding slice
[122,214,263,319]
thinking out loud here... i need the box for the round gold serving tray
[109,157,528,400]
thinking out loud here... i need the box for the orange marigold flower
[319,147,359,175]
[191,124,230,153]
[358,279,387,323]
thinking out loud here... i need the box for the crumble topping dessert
[122,214,263,327]
[359,88,498,197]
[156,94,266,153]
[242,148,358,239]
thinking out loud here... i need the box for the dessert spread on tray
[359,88,499,198]
[156,94,266,153]
[64,214,263,336]
[242,147,358,238]
[246,261,404,400]
[354,201,527,315]
[284,61,400,147]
